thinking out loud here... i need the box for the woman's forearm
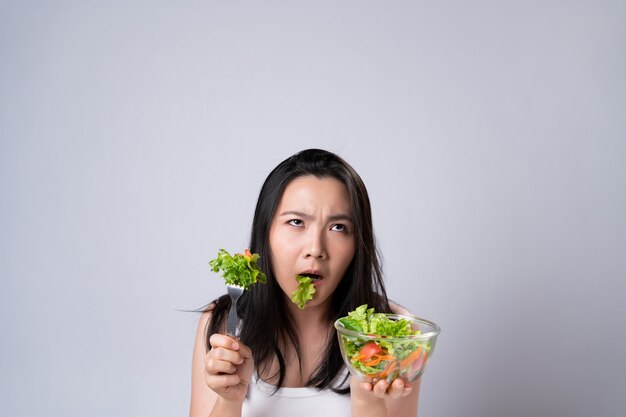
[351,395,388,417]
[209,397,244,417]
[350,378,389,417]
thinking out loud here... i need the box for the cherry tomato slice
[358,342,382,361]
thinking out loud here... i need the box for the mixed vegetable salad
[336,304,431,381]
[209,249,267,290]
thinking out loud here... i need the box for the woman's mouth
[299,272,324,285]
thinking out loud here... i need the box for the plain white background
[1,1,625,416]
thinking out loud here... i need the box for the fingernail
[231,342,239,350]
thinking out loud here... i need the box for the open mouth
[299,273,323,281]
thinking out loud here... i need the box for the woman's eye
[331,223,348,232]
[288,219,304,227]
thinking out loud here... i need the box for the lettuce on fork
[209,249,267,290]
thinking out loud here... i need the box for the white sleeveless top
[242,372,352,417]
[240,303,409,416]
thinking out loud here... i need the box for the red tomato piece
[359,342,382,361]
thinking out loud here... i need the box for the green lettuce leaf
[291,275,316,309]
[338,304,417,337]
[209,248,267,290]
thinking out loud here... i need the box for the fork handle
[227,303,238,337]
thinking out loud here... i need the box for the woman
[190,149,420,417]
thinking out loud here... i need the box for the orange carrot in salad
[370,362,397,380]
[399,346,423,369]
[363,354,394,367]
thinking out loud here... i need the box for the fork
[226,284,245,337]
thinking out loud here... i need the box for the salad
[336,304,431,381]
[209,249,267,290]
[291,275,316,309]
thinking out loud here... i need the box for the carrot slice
[399,347,423,369]
[363,354,394,367]
[369,362,397,380]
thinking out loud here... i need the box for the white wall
[1,1,624,416]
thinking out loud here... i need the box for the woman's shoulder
[197,295,231,337]
[389,300,412,316]
[195,304,215,339]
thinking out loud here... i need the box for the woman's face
[269,175,356,313]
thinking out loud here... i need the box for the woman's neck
[285,297,332,330]
[263,329,331,388]
[256,298,334,387]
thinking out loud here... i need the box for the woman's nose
[305,231,327,259]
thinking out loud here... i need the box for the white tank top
[242,373,352,417]
[240,303,409,416]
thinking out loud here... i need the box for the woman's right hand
[204,333,255,405]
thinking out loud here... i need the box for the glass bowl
[334,314,440,383]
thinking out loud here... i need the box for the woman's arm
[190,311,219,417]
[190,311,254,417]
[350,377,420,417]
[385,377,420,417]
[348,301,421,417]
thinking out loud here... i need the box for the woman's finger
[205,356,237,374]
[205,373,242,390]
[368,378,412,399]
[209,333,239,350]
[208,334,253,364]
[235,341,253,360]
[372,379,389,397]
[211,346,245,364]
[386,379,411,399]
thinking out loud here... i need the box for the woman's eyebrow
[278,210,352,222]
[327,214,353,223]
[278,210,312,219]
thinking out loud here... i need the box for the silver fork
[226,284,245,337]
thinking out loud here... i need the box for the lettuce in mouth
[209,248,267,290]
[291,275,316,309]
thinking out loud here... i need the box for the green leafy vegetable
[291,275,316,309]
[337,304,431,381]
[209,249,267,290]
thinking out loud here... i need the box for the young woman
[190,149,421,417]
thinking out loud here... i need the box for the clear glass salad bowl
[334,314,441,384]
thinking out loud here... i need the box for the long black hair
[205,149,390,393]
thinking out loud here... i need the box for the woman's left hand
[350,376,416,417]
[356,377,413,400]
